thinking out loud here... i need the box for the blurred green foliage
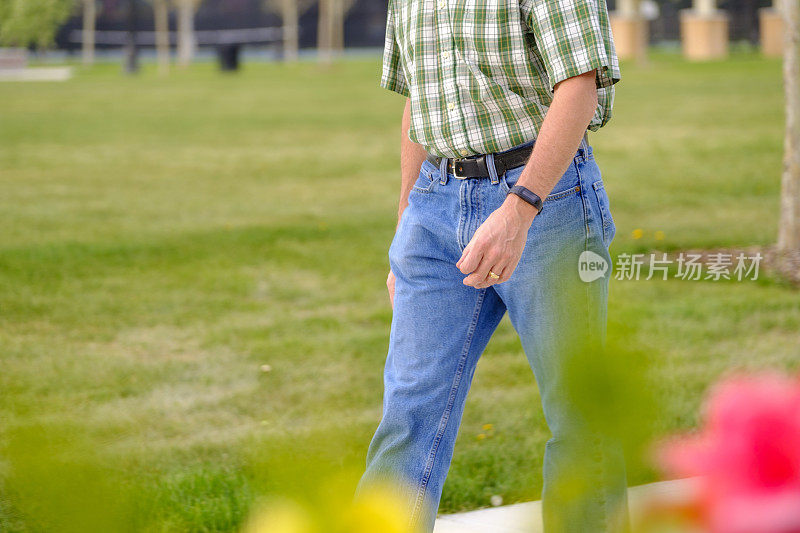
[0,0,74,49]
[0,53,798,531]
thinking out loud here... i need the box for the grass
[0,52,798,531]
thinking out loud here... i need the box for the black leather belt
[426,142,533,179]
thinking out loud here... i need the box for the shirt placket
[435,0,471,158]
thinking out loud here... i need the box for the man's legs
[356,160,507,532]
[359,146,629,532]
[494,147,629,532]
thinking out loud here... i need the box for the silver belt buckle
[453,155,486,179]
[451,157,467,179]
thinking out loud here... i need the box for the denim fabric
[356,143,628,533]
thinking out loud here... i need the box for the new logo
[578,250,609,282]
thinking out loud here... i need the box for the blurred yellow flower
[632,228,644,240]
[482,423,494,431]
[243,480,414,533]
[243,500,316,533]
[655,230,665,240]
[343,484,412,533]
[476,433,486,441]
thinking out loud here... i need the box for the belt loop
[439,157,449,185]
[578,133,589,161]
[486,153,499,185]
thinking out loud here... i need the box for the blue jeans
[357,142,629,532]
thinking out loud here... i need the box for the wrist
[503,193,538,225]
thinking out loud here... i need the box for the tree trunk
[332,0,344,54]
[124,0,140,75]
[695,0,716,16]
[154,0,170,75]
[618,0,636,16]
[317,0,332,64]
[318,0,353,63]
[623,0,647,66]
[778,0,800,253]
[281,0,298,61]
[176,0,197,68]
[82,0,96,66]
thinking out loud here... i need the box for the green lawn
[1,53,798,532]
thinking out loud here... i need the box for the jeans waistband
[428,132,591,184]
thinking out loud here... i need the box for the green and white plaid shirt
[381,0,621,158]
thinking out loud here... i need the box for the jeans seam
[476,180,483,239]
[577,160,612,530]
[575,160,590,250]
[457,181,468,250]
[408,288,488,529]
[592,180,612,243]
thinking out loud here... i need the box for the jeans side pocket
[591,180,616,247]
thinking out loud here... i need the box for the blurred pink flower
[658,373,800,533]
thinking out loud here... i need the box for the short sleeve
[380,7,410,97]
[521,0,620,92]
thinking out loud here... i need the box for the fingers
[458,228,518,288]
[457,242,481,274]
[463,254,494,287]
[459,244,516,288]
[487,265,513,286]
[387,270,396,308]
[472,264,510,288]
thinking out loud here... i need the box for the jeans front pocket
[591,180,616,246]
[500,162,581,204]
[412,166,436,193]
[499,166,520,194]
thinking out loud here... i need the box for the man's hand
[387,98,427,309]
[457,194,538,288]
[458,70,598,289]
[387,269,396,308]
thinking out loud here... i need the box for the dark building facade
[56,0,772,53]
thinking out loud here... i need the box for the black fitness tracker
[507,185,543,214]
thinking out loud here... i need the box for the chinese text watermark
[612,252,763,281]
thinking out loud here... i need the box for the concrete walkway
[0,67,73,82]
[434,478,695,533]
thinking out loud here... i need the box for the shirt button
[447,102,456,111]
[438,0,446,8]
[442,50,451,60]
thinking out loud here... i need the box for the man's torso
[381,0,621,158]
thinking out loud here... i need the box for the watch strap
[507,185,543,214]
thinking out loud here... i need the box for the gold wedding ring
[489,271,500,280]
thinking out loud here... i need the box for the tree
[778,0,800,254]
[317,0,356,65]
[0,0,73,49]
[175,0,200,67]
[263,0,315,61]
[149,0,170,75]
[616,0,647,66]
[80,0,96,65]
[330,0,353,53]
